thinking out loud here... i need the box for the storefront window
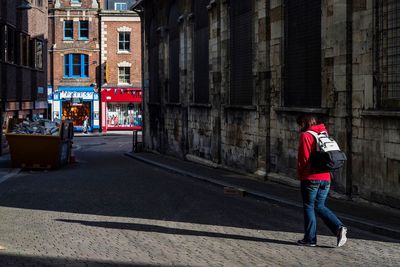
[107,103,142,128]
[62,101,91,127]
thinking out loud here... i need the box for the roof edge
[131,0,145,10]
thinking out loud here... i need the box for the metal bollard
[132,130,138,153]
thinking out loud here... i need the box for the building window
[21,34,29,67]
[118,32,130,52]
[193,0,210,104]
[229,1,253,105]
[148,17,160,103]
[168,4,180,103]
[115,2,127,10]
[376,1,400,109]
[6,26,15,64]
[64,54,88,78]
[0,24,4,61]
[29,38,35,68]
[284,0,322,107]
[35,39,43,70]
[79,21,89,40]
[118,67,131,84]
[64,20,73,40]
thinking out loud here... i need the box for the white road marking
[0,168,22,184]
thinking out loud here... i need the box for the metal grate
[168,3,180,103]
[376,0,400,107]
[284,0,321,108]
[229,0,253,105]
[193,0,209,103]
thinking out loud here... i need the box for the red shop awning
[101,87,142,103]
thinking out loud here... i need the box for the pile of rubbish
[9,119,62,135]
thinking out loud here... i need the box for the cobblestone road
[0,135,398,266]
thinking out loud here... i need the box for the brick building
[133,0,400,208]
[48,0,101,131]
[48,0,141,132]
[0,0,48,154]
[99,0,142,132]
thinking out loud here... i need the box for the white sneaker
[337,226,347,247]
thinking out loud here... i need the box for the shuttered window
[148,17,160,103]
[376,0,400,108]
[168,3,180,103]
[229,0,253,105]
[284,0,321,107]
[193,0,209,103]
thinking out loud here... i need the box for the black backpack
[307,130,347,172]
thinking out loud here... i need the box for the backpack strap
[306,130,327,151]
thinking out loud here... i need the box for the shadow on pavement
[0,252,184,267]
[56,219,332,248]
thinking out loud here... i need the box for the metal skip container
[5,119,73,169]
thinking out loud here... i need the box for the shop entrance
[62,101,91,127]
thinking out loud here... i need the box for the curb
[125,152,400,241]
[75,133,133,137]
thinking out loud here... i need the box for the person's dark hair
[296,114,318,132]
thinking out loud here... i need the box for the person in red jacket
[296,114,347,247]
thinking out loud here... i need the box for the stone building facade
[133,0,400,208]
[0,0,48,154]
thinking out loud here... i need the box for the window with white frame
[79,20,89,40]
[118,32,130,52]
[115,2,128,10]
[118,67,131,84]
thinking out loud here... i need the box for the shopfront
[52,87,100,132]
[101,87,142,132]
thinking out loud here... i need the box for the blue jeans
[300,180,344,243]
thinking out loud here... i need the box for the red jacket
[297,124,331,181]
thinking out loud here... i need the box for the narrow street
[0,135,398,266]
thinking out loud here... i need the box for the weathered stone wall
[139,0,400,207]
[352,0,400,208]
[188,107,212,160]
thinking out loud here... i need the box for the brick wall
[100,15,141,87]
[49,3,100,89]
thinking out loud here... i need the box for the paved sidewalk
[126,151,400,240]
[74,130,136,137]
